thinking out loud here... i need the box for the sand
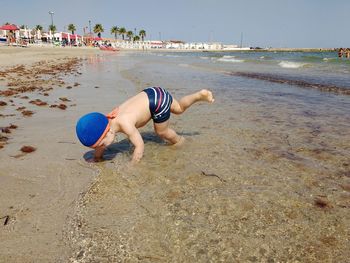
[0,46,103,262]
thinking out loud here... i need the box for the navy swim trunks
[143,87,173,123]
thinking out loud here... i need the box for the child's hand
[131,151,143,163]
[94,156,104,162]
[85,156,103,163]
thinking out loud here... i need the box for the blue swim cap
[76,112,109,147]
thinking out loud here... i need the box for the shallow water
[66,51,350,262]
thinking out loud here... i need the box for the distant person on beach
[76,87,214,162]
[338,48,344,58]
[345,48,350,59]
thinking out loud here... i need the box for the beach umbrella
[67,33,70,43]
[0,24,19,30]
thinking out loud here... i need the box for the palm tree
[68,24,76,34]
[111,26,119,39]
[20,25,26,29]
[93,24,104,38]
[119,27,126,40]
[127,30,133,41]
[35,25,43,31]
[48,24,56,33]
[133,35,140,42]
[139,29,146,41]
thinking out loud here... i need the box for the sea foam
[278,61,307,69]
[218,55,244,63]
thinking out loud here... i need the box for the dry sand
[0,46,102,262]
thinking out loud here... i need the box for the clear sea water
[67,51,350,262]
[153,50,350,89]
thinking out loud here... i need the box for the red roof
[0,24,19,30]
[70,34,81,39]
[81,36,102,41]
[61,33,81,39]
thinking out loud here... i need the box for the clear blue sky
[1,0,349,48]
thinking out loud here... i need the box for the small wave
[278,61,307,69]
[218,56,244,63]
[259,56,273,60]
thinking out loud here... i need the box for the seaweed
[20,145,36,153]
[201,171,227,182]
[314,196,332,209]
[21,110,34,116]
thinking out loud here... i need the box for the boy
[76,87,214,162]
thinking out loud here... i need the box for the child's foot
[200,89,215,103]
[173,135,185,147]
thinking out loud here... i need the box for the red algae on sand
[59,97,71,102]
[1,127,11,133]
[314,196,332,209]
[21,110,34,116]
[50,104,67,110]
[29,99,48,106]
[1,124,18,133]
[20,145,36,153]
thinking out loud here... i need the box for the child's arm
[94,145,105,162]
[121,123,144,162]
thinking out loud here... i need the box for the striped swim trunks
[143,87,173,123]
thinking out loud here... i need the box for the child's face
[98,129,115,147]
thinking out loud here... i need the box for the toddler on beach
[76,87,214,162]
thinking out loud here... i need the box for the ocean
[66,50,350,262]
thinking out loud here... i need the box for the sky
[1,0,349,48]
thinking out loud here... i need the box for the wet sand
[1,48,350,262]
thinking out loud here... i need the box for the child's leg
[153,121,184,145]
[171,89,214,114]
